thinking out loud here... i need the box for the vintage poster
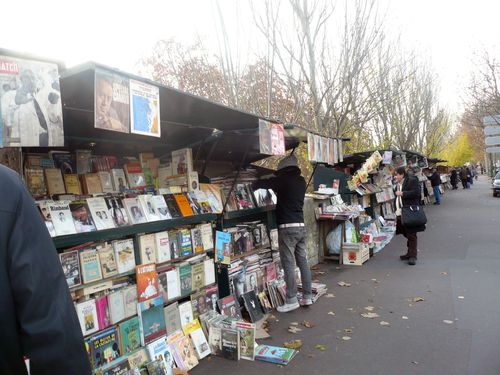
[94,68,130,133]
[0,55,64,147]
[258,119,285,156]
[130,79,160,137]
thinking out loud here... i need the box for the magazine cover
[215,231,232,264]
[48,202,76,236]
[69,201,97,233]
[113,239,136,274]
[0,55,64,147]
[136,263,160,302]
[90,326,121,367]
[87,197,116,230]
[95,68,130,133]
[258,119,285,156]
[137,296,166,345]
[123,197,147,224]
[130,79,160,137]
[105,196,130,227]
[59,249,82,287]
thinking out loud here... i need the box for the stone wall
[304,197,320,266]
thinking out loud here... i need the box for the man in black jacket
[253,154,312,312]
[395,166,425,265]
[0,165,91,375]
[428,168,442,205]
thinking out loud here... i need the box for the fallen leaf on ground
[426,290,432,293]
[412,361,419,365]
[379,321,390,326]
[314,344,327,351]
[412,297,425,303]
[311,265,321,270]
[344,328,353,333]
[302,320,315,328]
[290,322,299,326]
[288,326,302,333]
[443,320,454,324]
[402,316,409,320]
[361,312,380,319]
[284,340,303,350]
[314,271,326,276]
[337,281,351,287]
[441,272,448,276]
[341,336,351,341]
[364,306,375,311]
[335,267,341,270]
[347,308,354,311]
[325,293,335,298]
[328,311,336,316]
[307,354,315,358]
[458,296,464,299]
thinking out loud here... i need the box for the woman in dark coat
[395,166,425,265]
[450,169,458,190]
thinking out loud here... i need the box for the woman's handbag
[401,205,427,227]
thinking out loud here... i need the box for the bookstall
[0,48,331,373]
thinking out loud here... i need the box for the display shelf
[223,205,275,220]
[53,213,218,248]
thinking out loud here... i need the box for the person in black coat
[0,165,91,375]
[450,169,458,190]
[395,166,425,265]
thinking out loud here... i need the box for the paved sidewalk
[193,176,500,375]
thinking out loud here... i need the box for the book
[69,200,97,233]
[96,295,111,330]
[242,290,264,323]
[124,162,146,189]
[79,248,103,284]
[98,171,115,194]
[87,197,116,230]
[191,262,205,291]
[138,194,161,222]
[122,285,138,319]
[127,348,149,370]
[173,194,194,217]
[108,290,125,325]
[168,230,180,259]
[187,171,199,192]
[190,290,208,319]
[199,184,223,213]
[59,250,82,288]
[76,299,99,336]
[36,199,56,237]
[163,302,182,334]
[190,227,204,254]
[105,196,130,227]
[253,188,277,207]
[43,168,66,196]
[178,301,194,327]
[50,151,76,174]
[203,258,215,286]
[62,174,82,195]
[186,191,203,215]
[151,195,171,220]
[186,320,211,360]
[139,233,157,264]
[171,335,199,371]
[25,168,47,196]
[82,173,103,195]
[178,263,192,297]
[49,202,76,236]
[157,270,169,302]
[154,231,170,263]
[171,148,193,176]
[90,326,121,368]
[235,183,255,210]
[136,263,160,302]
[165,267,181,301]
[199,223,214,251]
[137,296,166,345]
[163,195,182,218]
[145,359,167,375]
[119,317,142,354]
[98,358,131,374]
[111,168,128,192]
[258,291,272,314]
[113,239,136,274]
[254,345,298,365]
[147,337,175,374]
[217,295,241,318]
[178,228,192,257]
[123,197,147,224]
[98,243,118,278]
[232,321,256,360]
[208,325,222,356]
[221,327,240,361]
[270,229,279,250]
[76,150,92,174]
[215,231,232,264]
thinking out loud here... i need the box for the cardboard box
[342,243,369,266]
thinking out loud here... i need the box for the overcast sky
[2,0,500,115]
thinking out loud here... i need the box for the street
[193,176,500,375]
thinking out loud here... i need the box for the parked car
[493,172,500,197]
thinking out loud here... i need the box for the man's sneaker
[299,298,313,306]
[400,254,410,261]
[408,257,417,266]
[277,301,300,313]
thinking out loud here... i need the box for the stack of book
[297,282,328,303]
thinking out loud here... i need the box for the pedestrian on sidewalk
[429,168,442,205]
[395,166,425,265]
[0,165,91,375]
[466,166,473,188]
[450,169,458,190]
[460,167,468,189]
[253,154,313,312]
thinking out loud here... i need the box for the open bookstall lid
[60,62,301,164]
